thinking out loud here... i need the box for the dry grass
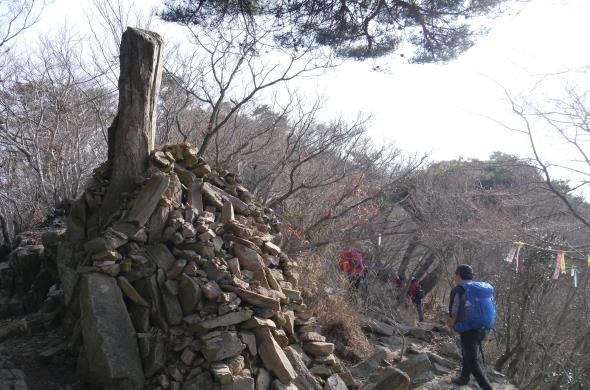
[295,253,373,364]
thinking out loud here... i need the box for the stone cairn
[59,143,352,390]
[55,28,352,390]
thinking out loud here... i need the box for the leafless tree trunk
[100,27,164,225]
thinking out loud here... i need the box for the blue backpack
[454,281,496,332]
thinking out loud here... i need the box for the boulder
[438,341,462,361]
[79,273,144,388]
[396,352,434,385]
[360,367,410,390]
[349,347,389,378]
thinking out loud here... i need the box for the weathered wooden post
[101,27,164,225]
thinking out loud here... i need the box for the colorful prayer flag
[505,246,517,263]
[572,266,579,288]
[514,242,524,273]
[553,252,562,280]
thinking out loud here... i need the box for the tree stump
[101,27,164,226]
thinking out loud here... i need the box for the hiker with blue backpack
[448,264,495,390]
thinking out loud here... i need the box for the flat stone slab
[253,327,296,385]
[125,174,170,227]
[80,273,144,388]
[235,288,280,311]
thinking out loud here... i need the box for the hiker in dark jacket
[407,277,424,322]
[448,264,493,390]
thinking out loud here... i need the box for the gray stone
[188,179,204,213]
[133,275,168,331]
[181,371,213,390]
[201,331,245,361]
[221,375,255,390]
[233,244,269,288]
[202,280,223,301]
[202,182,249,215]
[179,274,202,315]
[360,367,410,390]
[191,309,253,331]
[239,330,257,358]
[253,326,296,385]
[324,374,347,390]
[79,273,144,388]
[148,203,170,244]
[211,363,233,385]
[144,334,167,378]
[438,341,462,361]
[129,302,150,332]
[222,200,235,225]
[396,352,434,385]
[262,242,281,256]
[157,270,183,325]
[235,288,280,311]
[302,342,335,357]
[403,327,433,342]
[349,347,389,378]
[117,276,149,307]
[144,243,176,271]
[283,346,322,390]
[256,368,272,390]
[125,175,171,227]
[362,319,395,336]
[270,379,298,390]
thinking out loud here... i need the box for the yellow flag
[588,255,590,268]
[560,254,567,274]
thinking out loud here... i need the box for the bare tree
[489,81,590,230]
[0,0,43,53]
[162,8,333,155]
[0,27,113,237]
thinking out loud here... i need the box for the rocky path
[348,317,518,390]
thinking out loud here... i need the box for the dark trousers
[412,298,424,321]
[460,329,493,390]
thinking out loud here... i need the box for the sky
[26,0,590,184]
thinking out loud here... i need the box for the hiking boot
[451,376,469,386]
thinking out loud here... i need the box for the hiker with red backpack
[448,264,495,390]
[338,249,367,288]
[407,277,425,322]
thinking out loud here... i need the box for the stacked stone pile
[0,230,62,318]
[57,143,352,390]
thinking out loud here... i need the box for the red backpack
[338,250,354,273]
[338,250,365,274]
